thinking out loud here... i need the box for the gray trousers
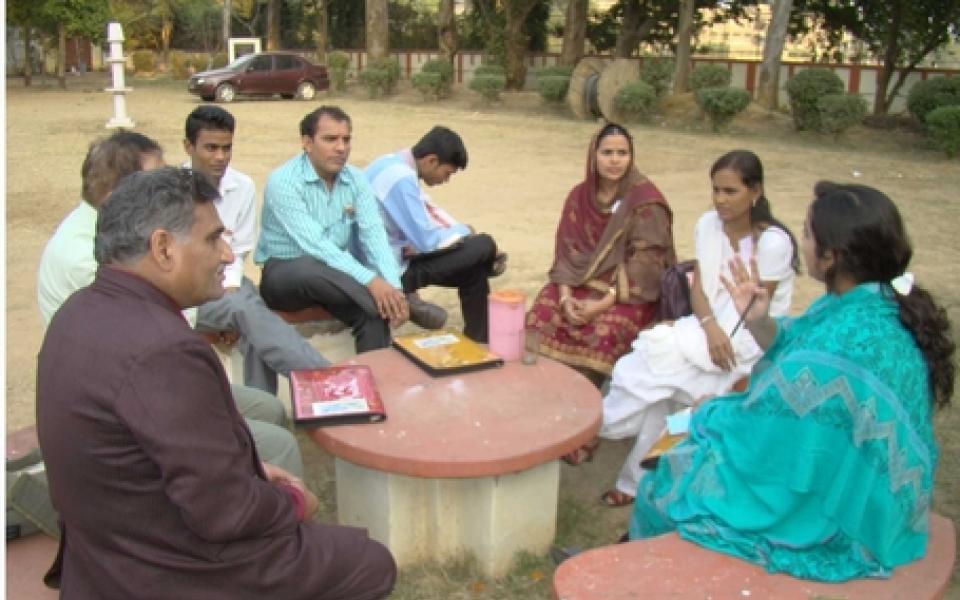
[231,383,304,479]
[198,277,329,394]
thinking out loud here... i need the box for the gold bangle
[607,286,616,298]
[700,314,715,325]
[560,295,572,306]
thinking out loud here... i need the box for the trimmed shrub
[412,71,443,100]
[640,58,674,98]
[537,75,570,103]
[469,74,506,103]
[784,68,844,131]
[359,68,391,98]
[817,93,867,136]
[907,76,960,125]
[614,80,658,123]
[926,105,960,158]
[366,57,401,92]
[420,58,454,97]
[211,52,228,69]
[695,86,751,131]
[328,51,350,92]
[689,64,731,93]
[169,50,193,80]
[131,50,156,74]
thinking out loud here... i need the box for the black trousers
[402,233,497,342]
[260,256,390,353]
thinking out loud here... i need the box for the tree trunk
[365,0,388,61]
[57,23,66,90]
[560,0,587,67]
[23,26,32,87]
[503,0,538,90]
[161,15,173,67]
[672,0,695,94]
[222,0,231,52]
[267,0,281,51]
[615,0,642,58]
[874,0,903,116]
[314,0,329,63]
[756,0,793,110]
[439,0,458,64]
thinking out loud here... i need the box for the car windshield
[227,54,256,70]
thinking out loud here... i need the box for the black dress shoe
[406,294,448,330]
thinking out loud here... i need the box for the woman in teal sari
[630,182,955,581]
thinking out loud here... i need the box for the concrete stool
[6,535,59,599]
[553,513,956,600]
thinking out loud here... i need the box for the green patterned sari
[630,283,937,582]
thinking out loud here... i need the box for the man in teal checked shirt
[256,106,441,352]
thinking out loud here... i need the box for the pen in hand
[729,293,758,338]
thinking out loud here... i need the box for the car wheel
[296,81,316,101]
[215,83,236,103]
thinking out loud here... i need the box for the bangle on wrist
[560,295,572,306]
[607,286,616,298]
[699,314,715,326]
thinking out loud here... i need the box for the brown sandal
[600,489,635,507]
[562,439,600,466]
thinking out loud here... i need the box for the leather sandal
[562,439,600,466]
[600,489,635,507]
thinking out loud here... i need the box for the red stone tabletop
[308,349,601,478]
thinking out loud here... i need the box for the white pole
[105,22,135,129]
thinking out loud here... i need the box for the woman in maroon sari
[526,123,676,391]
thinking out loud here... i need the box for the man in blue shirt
[255,106,413,352]
[365,126,505,342]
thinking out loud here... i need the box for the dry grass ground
[5,73,959,598]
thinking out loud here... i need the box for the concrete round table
[309,348,601,576]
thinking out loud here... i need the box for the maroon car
[188,52,330,102]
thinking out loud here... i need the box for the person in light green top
[630,182,955,582]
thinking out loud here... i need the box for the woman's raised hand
[720,255,770,325]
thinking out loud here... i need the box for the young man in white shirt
[184,106,329,395]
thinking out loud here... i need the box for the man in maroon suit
[37,167,395,599]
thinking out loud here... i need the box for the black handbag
[659,260,695,320]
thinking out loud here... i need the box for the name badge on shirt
[343,205,355,219]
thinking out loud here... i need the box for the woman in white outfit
[597,150,799,506]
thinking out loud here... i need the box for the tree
[366,0,388,60]
[503,0,540,89]
[223,0,231,50]
[310,0,330,62]
[8,0,49,86]
[439,0,458,64]
[560,0,588,66]
[757,0,793,110]
[672,0,695,93]
[43,0,109,89]
[266,0,281,50]
[801,0,960,116]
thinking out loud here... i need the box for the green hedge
[474,64,505,77]
[131,50,156,73]
[328,51,350,92]
[366,57,401,93]
[412,71,443,100]
[169,51,192,80]
[689,64,731,93]
[614,80,658,123]
[907,77,960,125]
[817,93,867,136]
[359,68,391,98]
[784,68,844,131]
[420,59,454,97]
[469,74,506,103]
[926,105,960,158]
[640,58,674,98]
[695,86,750,131]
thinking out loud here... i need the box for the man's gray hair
[94,167,219,265]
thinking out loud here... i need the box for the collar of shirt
[182,160,237,203]
[398,147,416,171]
[297,152,359,192]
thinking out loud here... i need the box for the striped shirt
[254,153,401,288]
